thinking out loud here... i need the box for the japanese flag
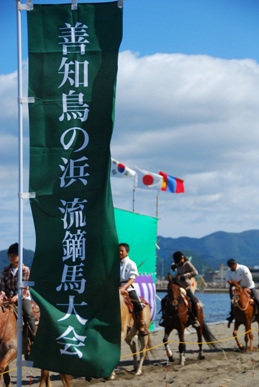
[134,167,162,190]
[110,158,136,178]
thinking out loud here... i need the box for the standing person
[0,243,36,339]
[160,251,200,328]
[225,258,259,327]
[119,242,148,336]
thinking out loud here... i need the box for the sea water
[154,291,230,327]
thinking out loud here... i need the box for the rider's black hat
[173,251,183,264]
[7,243,18,255]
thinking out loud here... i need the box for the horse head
[167,281,182,310]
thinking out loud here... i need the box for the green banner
[114,208,158,330]
[114,208,158,280]
[27,3,122,377]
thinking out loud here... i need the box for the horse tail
[202,322,219,349]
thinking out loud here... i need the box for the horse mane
[168,276,181,288]
[0,301,17,314]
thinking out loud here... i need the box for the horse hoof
[135,370,142,376]
[198,355,205,360]
[168,356,174,363]
[108,371,116,380]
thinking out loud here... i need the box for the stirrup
[192,318,200,328]
[139,328,148,336]
[159,317,165,327]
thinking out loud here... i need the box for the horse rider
[0,242,36,339]
[160,251,200,328]
[225,258,259,327]
[119,242,148,336]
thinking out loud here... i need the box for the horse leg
[196,325,205,360]
[39,370,52,387]
[0,348,17,381]
[135,334,149,376]
[177,327,186,366]
[163,328,174,363]
[60,374,71,387]
[2,366,10,387]
[244,323,253,352]
[125,329,138,372]
[233,322,243,351]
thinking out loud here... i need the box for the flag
[135,167,162,190]
[159,171,185,193]
[27,2,122,378]
[134,275,156,322]
[110,158,136,178]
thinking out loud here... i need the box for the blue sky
[2,0,259,74]
[1,0,259,251]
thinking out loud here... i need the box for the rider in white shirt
[119,243,148,336]
[225,258,259,326]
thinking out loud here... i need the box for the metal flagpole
[132,187,136,211]
[16,2,35,385]
[16,0,24,385]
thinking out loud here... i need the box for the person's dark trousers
[250,288,259,309]
[186,288,199,318]
[22,298,36,336]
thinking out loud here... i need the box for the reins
[233,287,252,311]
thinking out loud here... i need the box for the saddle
[179,287,189,308]
[0,296,40,330]
[122,292,149,314]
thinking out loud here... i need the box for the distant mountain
[1,230,259,280]
[156,230,259,278]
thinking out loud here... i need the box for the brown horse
[110,291,152,379]
[0,301,18,387]
[229,280,259,352]
[0,298,70,387]
[39,370,71,387]
[162,275,218,365]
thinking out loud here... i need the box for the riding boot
[192,305,200,328]
[137,309,148,336]
[159,295,167,327]
[250,288,259,315]
[226,303,234,328]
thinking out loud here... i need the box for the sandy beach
[9,322,259,387]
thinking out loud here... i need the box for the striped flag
[134,275,156,321]
[159,171,184,193]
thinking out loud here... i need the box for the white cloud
[1,51,259,249]
[111,51,259,238]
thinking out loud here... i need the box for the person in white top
[119,242,148,336]
[225,258,259,326]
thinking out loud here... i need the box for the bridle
[168,284,181,309]
[232,286,250,311]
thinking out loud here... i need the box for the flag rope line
[120,327,257,359]
[0,327,257,377]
